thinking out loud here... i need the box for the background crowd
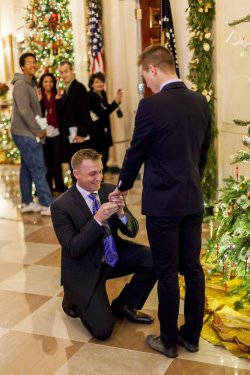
[10,52,123,215]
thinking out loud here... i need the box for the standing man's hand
[37,129,46,139]
[55,88,64,100]
[109,188,128,202]
[36,88,42,102]
[74,135,88,143]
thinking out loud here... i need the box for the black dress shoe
[111,304,154,324]
[147,335,179,358]
[62,299,79,318]
[178,334,199,352]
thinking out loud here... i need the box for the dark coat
[57,79,93,162]
[51,183,139,308]
[118,81,211,217]
[88,90,118,153]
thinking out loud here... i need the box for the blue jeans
[12,135,53,206]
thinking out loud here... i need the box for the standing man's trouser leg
[146,211,205,348]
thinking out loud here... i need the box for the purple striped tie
[89,193,118,267]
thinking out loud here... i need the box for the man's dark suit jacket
[118,81,211,217]
[51,183,139,309]
[57,79,93,161]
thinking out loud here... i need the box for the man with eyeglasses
[11,52,53,215]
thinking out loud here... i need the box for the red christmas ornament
[51,13,58,22]
[247,192,250,199]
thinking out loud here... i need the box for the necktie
[88,193,118,267]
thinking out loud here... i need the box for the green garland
[187,0,217,207]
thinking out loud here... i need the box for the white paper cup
[69,127,77,138]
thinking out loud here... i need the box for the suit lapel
[98,186,107,205]
[71,185,93,221]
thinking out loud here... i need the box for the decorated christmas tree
[0,116,20,163]
[25,0,74,71]
[205,12,250,309]
[205,122,250,308]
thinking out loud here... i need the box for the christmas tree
[205,12,250,308]
[207,14,250,309]
[0,116,20,163]
[25,0,74,71]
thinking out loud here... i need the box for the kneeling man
[51,148,156,340]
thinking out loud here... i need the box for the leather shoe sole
[112,304,153,324]
[147,335,179,358]
[62,304,79,318]
[178,335,199,352]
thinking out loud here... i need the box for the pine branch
[230,150,250,164]
[228,14,250,26]
[233,119,250,127]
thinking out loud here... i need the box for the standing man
[51,148,156,340]
[57,61,93,174]
[109,45,211,358]
[11,52,53,215]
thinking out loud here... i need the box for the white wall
[70,0,88,86]
[102,0,142,166]
[216,0,250,185]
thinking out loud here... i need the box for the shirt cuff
[118,214,127,225]
[93,217,102,226]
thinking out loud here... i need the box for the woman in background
[88,72,123,171]
[38,73,67,194]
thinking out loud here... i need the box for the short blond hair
[71,149,102,169]
[137,45,175,74]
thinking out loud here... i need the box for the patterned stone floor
[0,164,249,374]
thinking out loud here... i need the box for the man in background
[57,61,93,177]
[110,45,211,358]
[11,52,52,216]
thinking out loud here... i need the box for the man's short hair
[59,61,73,70]
[71,149,102,169]
[19,52,36,68]
[137,45,175,73]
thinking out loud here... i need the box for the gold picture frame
[2,34,14,82]
[149,7,160,29]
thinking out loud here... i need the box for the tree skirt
[180,276,250,359]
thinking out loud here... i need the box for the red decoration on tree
[51,13,58,22]
[236,164,239,181]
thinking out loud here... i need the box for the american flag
[88,0,105,73]
[161,0,179,77]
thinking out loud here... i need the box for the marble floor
[0,164,249,375]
